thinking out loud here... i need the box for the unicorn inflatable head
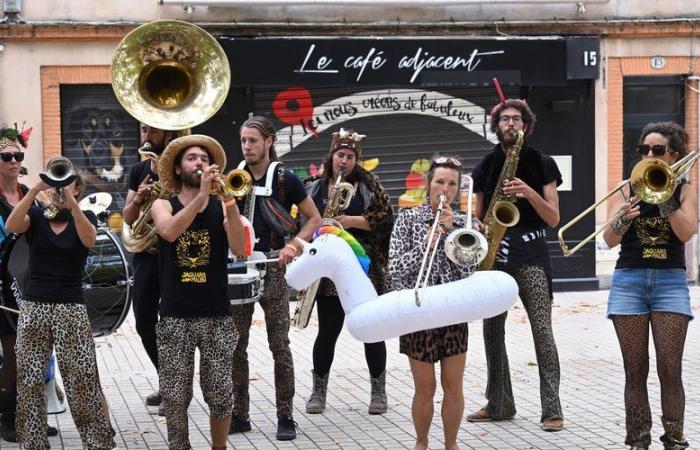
[285,226,376,313]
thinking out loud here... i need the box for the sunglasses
[0,151,25,163]
[635,144,675,157]
[430,156,462,170]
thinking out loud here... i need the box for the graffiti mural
[260,84,511,210]
[60,85,140,226]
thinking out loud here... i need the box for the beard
[497,128,520,147]
[145,139,167,155]
[179,171,201,188]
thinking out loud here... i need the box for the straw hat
[158,134,226,192]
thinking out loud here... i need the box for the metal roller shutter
[253,84,518,210]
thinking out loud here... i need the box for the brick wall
[606,57,699,192]
[40,66,111,163]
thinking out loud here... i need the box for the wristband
[610,214,632,237]
[285,242,299,253]
[224,198,236,207]
[658,197,681,218]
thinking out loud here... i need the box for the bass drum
[0,229,132,337]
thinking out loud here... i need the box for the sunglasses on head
[430,156,462,170]
[0,151,25,163]
[635,144,675,157]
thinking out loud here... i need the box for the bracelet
[610,214,632,237]
[285,242,299,253]
[658,197,681,218]
[223,198,236,207]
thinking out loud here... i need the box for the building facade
[1,0,698,288]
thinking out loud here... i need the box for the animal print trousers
[15,300,115,450]
[231,262,295,420]
[157,315,235,450]
[481,264,563,422]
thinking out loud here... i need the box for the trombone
[414,194,447,307]
[558,151,700,256]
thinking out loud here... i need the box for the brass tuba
[479,130,523,270]
[111,20,231,131]
[112,20,231,252]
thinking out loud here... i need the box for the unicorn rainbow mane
[313,225,370,274]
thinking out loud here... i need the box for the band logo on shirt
[176,230,210,283]
[635,217,670,260]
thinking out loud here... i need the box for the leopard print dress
[388,204,476,363]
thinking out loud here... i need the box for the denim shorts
[607,268,693,319]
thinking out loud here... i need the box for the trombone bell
[630,158,674,204]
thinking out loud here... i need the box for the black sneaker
[145,391,162,406]
[276,415,297,441]
[47,424,58,437]
[228,415,252,434]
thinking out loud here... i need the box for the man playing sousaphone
[150,134,247,449]
[122,123,175,412]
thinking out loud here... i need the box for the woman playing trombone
[603,122,696,450]
[388,155,476,450]
[6,168,115,449]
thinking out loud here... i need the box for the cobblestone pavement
[2,287,699,449]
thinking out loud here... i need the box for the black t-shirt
[616,182,686,270]
[23,206,98,304]
[127,159,159,192]
[472,143,562,271]
[472,143,562,233]
[311,176,368,243]
[236,165,307,251]
[157,195,230,318]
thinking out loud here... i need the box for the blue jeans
[607,268,693,318]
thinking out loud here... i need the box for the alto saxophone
[478,130,523,270]
[292,170,354,329]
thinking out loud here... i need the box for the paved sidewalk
[2,287,699,449]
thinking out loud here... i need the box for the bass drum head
[1,230,132,337]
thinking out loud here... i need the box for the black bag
[259,196,296,236]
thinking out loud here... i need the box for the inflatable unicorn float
[285,225,520,343]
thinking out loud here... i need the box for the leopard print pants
[481,264,563,422]
[157,315,235,450]
[231,262,295,420]
[15,300,115,450]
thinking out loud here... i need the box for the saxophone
[292,169,354,329]
[121,143,171,253]
[478,130,523,270]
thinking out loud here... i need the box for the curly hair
[489,99,537,138]
[639,121,689,158]
[240,116,279,161]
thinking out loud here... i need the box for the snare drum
[228,267,262,306]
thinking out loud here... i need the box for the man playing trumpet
[151,134,246,449]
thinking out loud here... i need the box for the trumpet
[40,156,77,204]
[414,194,447,307]
[195,168,253,199]
[558,151,700,256]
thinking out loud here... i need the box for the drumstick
[243,258,280,265]
[0,304,19,315]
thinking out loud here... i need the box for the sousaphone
[111,19,231,131]
[111,20,231,252]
